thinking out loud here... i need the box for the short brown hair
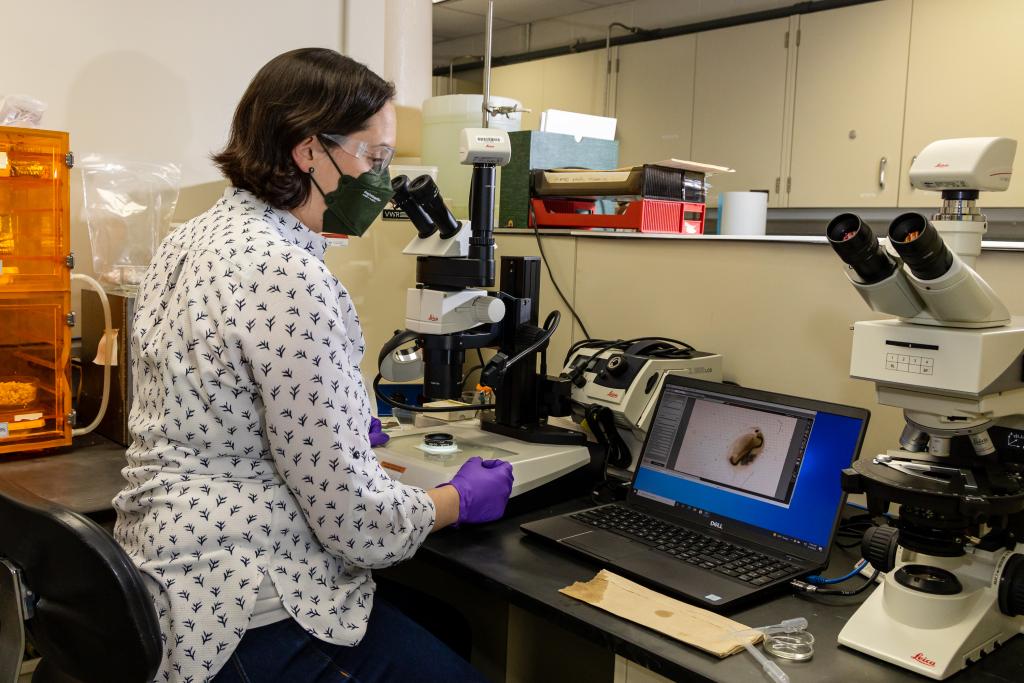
[212,48,395,209]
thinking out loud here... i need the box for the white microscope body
[376,128,591,495]
[827,138,1024,679]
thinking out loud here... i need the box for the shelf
[494,228,1024,252]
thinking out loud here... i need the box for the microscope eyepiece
[390,174,437,239]
[888,213,954,281]
[409,174,460,239]
[826,213,897,284]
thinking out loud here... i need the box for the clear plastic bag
[80,157,181,291]
[0,94,47,127]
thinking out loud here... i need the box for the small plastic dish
[763,630,815,661]
[0,377,39,409]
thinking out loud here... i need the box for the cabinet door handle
[879,156,888,190]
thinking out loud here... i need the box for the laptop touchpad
[565,531,649,563]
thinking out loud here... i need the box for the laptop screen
[630,377,868,562]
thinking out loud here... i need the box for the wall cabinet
[691,18,791,208]
[490,50,605,133]
[487,0,1024,210]
[614,35,696,167]
[899,0,1024,208]
[786,0,912,207]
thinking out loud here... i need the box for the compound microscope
[825,137,1024,679]
[372,129,590,497]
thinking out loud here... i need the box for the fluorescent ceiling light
[433,0,454,4]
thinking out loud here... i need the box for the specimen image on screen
[727,428,764,466]
[672,399,800,501]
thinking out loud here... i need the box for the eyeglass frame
[318,133,395,176]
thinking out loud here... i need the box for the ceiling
[433,0,631,41]
[431,0,834,68]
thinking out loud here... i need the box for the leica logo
[710,520,723,530]
[428,314,439,321]
[912,653,936,668]
[606,390,619,398]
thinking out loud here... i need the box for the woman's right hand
[444,456,514,525]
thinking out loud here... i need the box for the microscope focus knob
[605,354,628,376]
[862,525,900,573]
[998,553,1024,617]
[472,296,505,324]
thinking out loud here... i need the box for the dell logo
[710,520,723,530]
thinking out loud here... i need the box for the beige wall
[344,230,1024,462]
[337,218,1024,464]
[2,0,345,331]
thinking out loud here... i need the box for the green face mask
[308,151,394,237]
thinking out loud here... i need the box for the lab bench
[3,437,1023,683]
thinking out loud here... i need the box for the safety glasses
[319,133,395,176]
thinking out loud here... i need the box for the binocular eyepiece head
[888,212,954,281]
[826,212,956,284]
[826,213,898,285]
[390,174,460,240]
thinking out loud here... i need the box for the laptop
[522,375,870,612]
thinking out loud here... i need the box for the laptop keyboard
[569,505,801,586]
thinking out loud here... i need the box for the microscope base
[373,421,591,498]
[838,549,1024,679]
[480,418,588,446]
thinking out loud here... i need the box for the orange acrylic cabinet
[0,127,73,455]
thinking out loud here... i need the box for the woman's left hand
[369,417,389,447]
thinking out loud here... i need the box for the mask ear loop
[308,136,347,197]
[307,165,327,197]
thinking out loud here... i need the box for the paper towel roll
[717,191,768,236]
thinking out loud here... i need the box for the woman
[113,48,513,683]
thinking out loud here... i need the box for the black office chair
[0,479,161,683]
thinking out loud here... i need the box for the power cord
[584,404,632,469]
[530,203,591,339]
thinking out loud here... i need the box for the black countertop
[0,433,126,515]
[4,437,1023,682]
[418,498,1024,683]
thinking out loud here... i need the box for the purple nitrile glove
[444,456,514,525]
[368,417,389,448]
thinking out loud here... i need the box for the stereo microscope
[372,129,590,496]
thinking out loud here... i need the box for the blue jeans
[213,598,488,682]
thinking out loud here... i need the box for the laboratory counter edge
[1,435,1023,683]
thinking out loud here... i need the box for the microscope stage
[372,421,591,497]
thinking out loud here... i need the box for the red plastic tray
[530,197,705,234]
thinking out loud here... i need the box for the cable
[530,203,591,339]
[373,374,496,413]
[791,569,879,597]
[460,365,484,389]
[503,310,560,370]
[585,404,631,469]
[806,560,868,585]
[564,336,696,367]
